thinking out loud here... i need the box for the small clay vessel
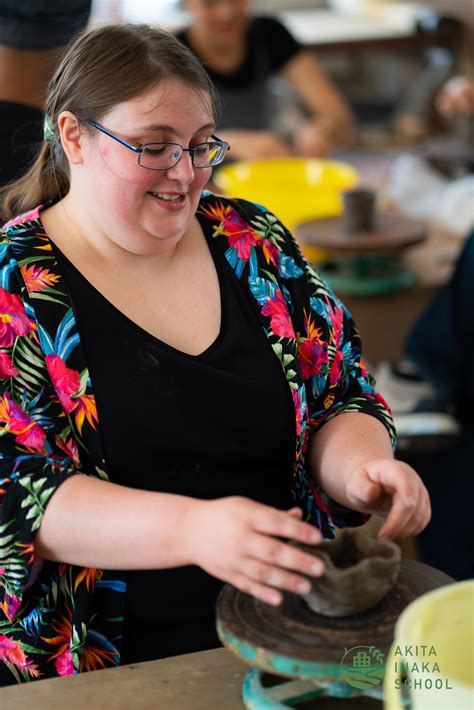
[295,527,401,617]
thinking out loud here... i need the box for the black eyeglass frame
[85,119,230,170]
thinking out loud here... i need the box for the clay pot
[296,527,401,617]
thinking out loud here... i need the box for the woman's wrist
[173,496,209,568]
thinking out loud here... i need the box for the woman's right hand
[184,496,324,606]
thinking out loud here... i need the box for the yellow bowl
[213,157,358,232]
[384,580,474,710]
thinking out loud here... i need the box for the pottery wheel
[295,214,426,254]
[216,559,453,671]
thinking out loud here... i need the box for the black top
[0,0,91,49]
[176,16,301,130]
[52,212,296,664]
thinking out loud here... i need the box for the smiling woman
[0,23,429,686]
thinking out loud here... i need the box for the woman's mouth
[149,191,185,203]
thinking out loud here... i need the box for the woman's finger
[398,488,431,539]
[240,558,312,596]
[252,508,322,546]
[244,533,324,577]
[287,507,303,519]
[227,571,283,606]
[378,487,418,540]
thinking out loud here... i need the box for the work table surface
[0,648,248,710]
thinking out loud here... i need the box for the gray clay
[295,527,401,617]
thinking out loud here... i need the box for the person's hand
[184,496,324,605]
[292,120,335,158]
[342,459,431,541]
[220,130,292,160]
[436,76,474,117]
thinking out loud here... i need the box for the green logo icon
[340,645,385,690]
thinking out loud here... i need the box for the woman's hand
[342,459,431,541]
[436,76,474,117]
[184,496,324,606]
[292,119,335,158]
[218,129,292,160]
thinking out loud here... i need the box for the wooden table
[0,648,248,710]
[0,645,388,710]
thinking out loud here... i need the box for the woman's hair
[0,23,219,221]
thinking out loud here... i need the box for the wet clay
[294,527,401,617]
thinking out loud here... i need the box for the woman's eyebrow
[137,123,216,133]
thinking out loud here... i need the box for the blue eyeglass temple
[85,120,228,164]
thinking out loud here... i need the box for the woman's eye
[143,145,168,156]
[193,144,210,155]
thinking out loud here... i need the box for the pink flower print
[0,287,35,347]
[45,355,80,414]
[292,387,304,436]
[55,435,80,467]
[54,648,74,677]
[0,350,18,378]
[200,203,258,260]
[261,239,279,266]
[2,205,41,230]
[329,349,344,386]
[298,338,328,380]
[0,635,41,677]
[0,392,46,450]
[327,299,344,348]
[261,290,295,339]
[1,593,21,622]
[222,212,258,260]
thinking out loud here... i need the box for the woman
[178,0,354,159]
[0,24,429,684]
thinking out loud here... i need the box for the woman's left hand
[342,459,431,541]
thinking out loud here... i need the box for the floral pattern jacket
[0,192,394,683]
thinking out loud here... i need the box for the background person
[177,0,355,160]
[0,24,429,684]
[0,0,91,187]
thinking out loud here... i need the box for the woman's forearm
[35,474,197,570]
[308,412,394,508]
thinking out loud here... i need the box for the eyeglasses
[85,120,230,170]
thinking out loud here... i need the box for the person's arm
[281,50,355,156]
[308,412,431,541]
[35,474,326,606]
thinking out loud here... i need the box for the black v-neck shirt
[52,214,296,664]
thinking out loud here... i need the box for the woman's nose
[166,151,195,183]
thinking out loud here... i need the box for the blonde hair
[1,23,219,221]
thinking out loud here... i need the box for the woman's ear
[57,111,87,165]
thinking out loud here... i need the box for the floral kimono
[0,192,394,683]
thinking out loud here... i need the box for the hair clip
[43,114,55,143]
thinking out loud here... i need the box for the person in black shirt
[178,0,354,159]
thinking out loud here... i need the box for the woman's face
[186,0,250,42]
[78,79,214,256]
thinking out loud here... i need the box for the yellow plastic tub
[384,579,474,709]
[213,157,358,232]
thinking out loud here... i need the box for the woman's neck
[186,24,248,74]
[40,194,194,277]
